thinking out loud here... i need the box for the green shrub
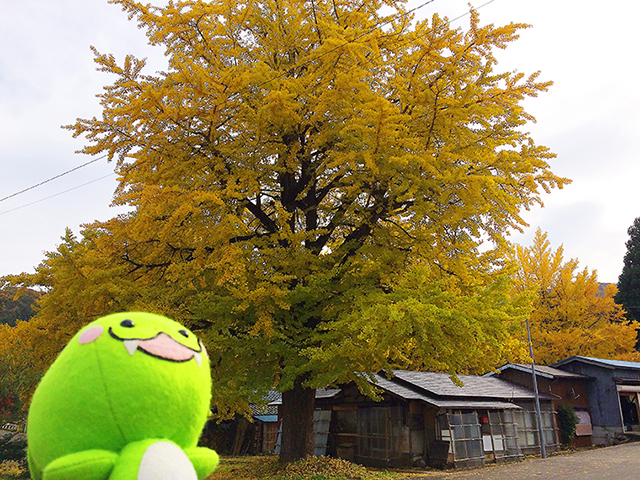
[556,404,579,446]
[0,433,26,463]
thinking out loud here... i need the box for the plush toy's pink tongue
[123,332,202,365]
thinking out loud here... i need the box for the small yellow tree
[511,229,639,364]
[0,319,44,421]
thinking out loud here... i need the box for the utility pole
[526,316,547,459]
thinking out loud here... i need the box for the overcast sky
[1,0,639,283]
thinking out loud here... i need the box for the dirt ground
[404,442,640,480]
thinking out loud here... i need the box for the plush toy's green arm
[28,449,42,480]
[185,447,219,480]
[42,450,118,480]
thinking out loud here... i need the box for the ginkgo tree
[0,318,42,422]
[511,229,639,365]
[6,0,569,462]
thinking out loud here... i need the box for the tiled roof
[316,388,341,399]
[251,389,282,415]
[528,364,589,378]
[265,390,283,403]
[390,370,552,400]
[266,370,553,412]
[373,374,433,401]
[490,363,589,379]
[268,388,340,405]
[552,356,640,371]
[427,399,522,409]
[372,374,522,410]
[250,403,279,416]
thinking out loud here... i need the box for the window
[436,411,484,468]
[484,410,522,462]
[513,410,556,449]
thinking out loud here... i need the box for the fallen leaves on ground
[208,455,398,480]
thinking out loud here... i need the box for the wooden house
[488,364,593,447]
[312,370,557,468]
[552,356,640,445]
[200,390,282,455]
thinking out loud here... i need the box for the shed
[552,356,640,445]
[488,363,593,447]
[200,390,282,455]
[314,370,557,468]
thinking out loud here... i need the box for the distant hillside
[597,282,615,298]
[0,286,40,326]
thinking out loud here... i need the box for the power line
[211,0,440,110]
[319,0,498,80]
[0,173,116,216]
[218,0,495,110]
[201,0,499,154]
[0,1,496,216]
[448,0,495,24]
[0,1,439,208]
[0,154,108,203]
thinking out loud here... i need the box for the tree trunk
[232,415,250,455]
[279,379,316,463]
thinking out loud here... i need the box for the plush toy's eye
[179,329,189,338]
[120,319,135,328]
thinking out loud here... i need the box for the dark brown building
[489,364,592,447]
[552,356,640,445]
[313,370,557,468]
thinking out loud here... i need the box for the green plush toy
[27,312,219,480]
